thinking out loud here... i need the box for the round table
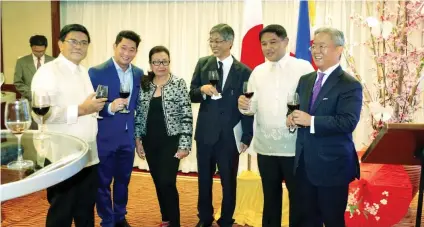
[0,130,89,202]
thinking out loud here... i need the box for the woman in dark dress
[134,46,193,227]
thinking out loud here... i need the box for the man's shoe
[195,221,212,227]
[115,219,131,227]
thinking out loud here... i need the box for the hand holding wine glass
[5,99,34,169]
[238,82,253,111]
[119,82,130,114]
[208,70,221,100]
[32,91,51,139]
[287,92,300,133]
[95,85,108,119]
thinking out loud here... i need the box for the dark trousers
[46,164,98,227]
[196,135,239,227]
[96,135,135,227]
[257,154,299,227]
[297,156,349,227]
[144,135,180,227]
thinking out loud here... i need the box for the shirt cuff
[310,116,315,134]
[107,103,115,115]
[202,94,206,100]
[67,105,78,124]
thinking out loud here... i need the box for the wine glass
[95,85,108,119]
[32,91,51,139]
[208,70,219,88]
[5,99,34,169]
[243,81,254,99]
[287,92,300,133]
[119,82,130,114]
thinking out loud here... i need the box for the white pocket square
[323,98,329,100]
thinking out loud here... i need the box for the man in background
[14,35,54,101]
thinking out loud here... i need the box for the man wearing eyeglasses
[88,30,143,227]
[189,23,253,227]
[287,27,362,226]
[31,24,107,227]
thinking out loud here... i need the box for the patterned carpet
[1,171,423,227]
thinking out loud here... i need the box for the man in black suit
[288,27,363,227]
[190,23,253,227]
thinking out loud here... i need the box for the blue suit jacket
[189,55,253,146]
[294,66,363,187]
[89,58,143,155]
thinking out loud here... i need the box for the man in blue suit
[190,23,253,227]
[89,30,143,227]
[288,27,363,227]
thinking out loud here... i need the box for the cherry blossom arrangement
[344,0,424,139]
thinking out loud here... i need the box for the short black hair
[259,24,288,41]
[29,35,48,47]
[59,24,91,43]
[115,30,141,49]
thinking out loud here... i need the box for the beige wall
[2,1,52,84]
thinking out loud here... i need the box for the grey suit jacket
[13,54,54,100]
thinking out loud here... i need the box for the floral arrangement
[344,0,424,140]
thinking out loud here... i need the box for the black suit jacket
[295,66,363,186]
[190,55,253,146]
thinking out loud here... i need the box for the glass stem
[40,116,44,133]
[16,134,23,162]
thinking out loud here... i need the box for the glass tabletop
[1,130,88,185]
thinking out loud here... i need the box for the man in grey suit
[14,35,54,101]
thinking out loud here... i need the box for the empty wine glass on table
[119,82,130,114]
[5,99,34,169]
[32,91,51,139]
[287,92,300,133]
[95,85,108,119]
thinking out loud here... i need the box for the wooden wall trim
[51,1,60,57]
[1,7,4,73]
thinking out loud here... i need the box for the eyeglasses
[309,44,329,52]
[208,39,226,45]
[64,39,89,47]
[151,60,170,66]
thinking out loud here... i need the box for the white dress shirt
[241,53,314,156]
[32,54,45,69]
[310,63,340,134]
[31,54,99,167]
[216,55,233,88]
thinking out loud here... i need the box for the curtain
[61,0,423,173]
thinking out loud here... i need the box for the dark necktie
[310,72,325,110]
[36,57,41,70]
[217,61,223,91]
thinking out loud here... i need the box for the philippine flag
[294,0,317,69]
[240,0,265,70]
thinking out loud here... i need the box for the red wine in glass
[244,92,254,99]
[32,106,50,116]
[119,92,130,99]
[287,103,299,112]
[287,92,300,133]
[210,79,219,87]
